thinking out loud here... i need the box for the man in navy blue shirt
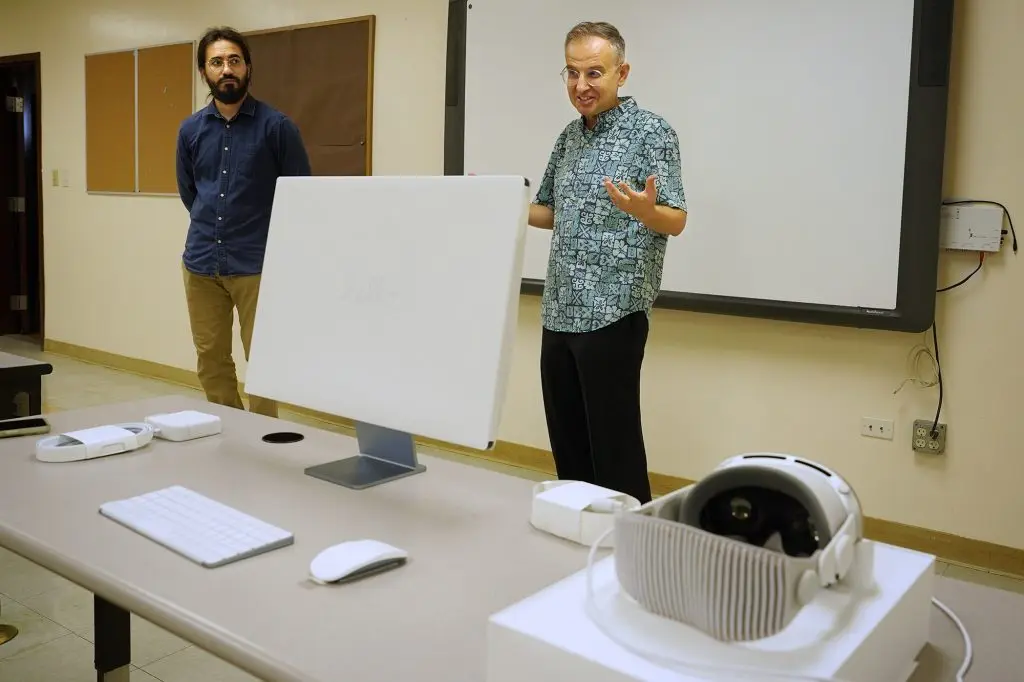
[176,26,311,417]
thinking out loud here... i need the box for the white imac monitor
[245,175,531,489]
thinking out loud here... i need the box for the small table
[0,350,53,419]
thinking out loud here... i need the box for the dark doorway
[0,52,43,342]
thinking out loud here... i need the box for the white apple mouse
[309,539,408,584]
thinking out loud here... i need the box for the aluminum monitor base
[304,421,426,490]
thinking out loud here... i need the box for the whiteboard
[463,0,917,312]
[245,175,530,450]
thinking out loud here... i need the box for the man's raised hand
[603,174,658,221]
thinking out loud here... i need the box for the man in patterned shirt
[528,21,687,504]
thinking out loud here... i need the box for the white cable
[931,597,972,681]
[893,335,939,394]
[584,527,974,681]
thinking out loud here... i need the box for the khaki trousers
[182,263,278,417]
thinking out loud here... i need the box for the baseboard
[42,338,1024,578]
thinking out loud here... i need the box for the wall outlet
[912,419,947,454]
[861,417,894,440]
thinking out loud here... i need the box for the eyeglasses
[207,55,244,70]
[560,67,609,85]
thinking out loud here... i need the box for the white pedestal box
[487,540,934,682]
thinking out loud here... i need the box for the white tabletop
[0,396,591,681]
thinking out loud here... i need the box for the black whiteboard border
[444,0,955,334]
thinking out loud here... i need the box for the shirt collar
[581,96,637,134]
[204,94,258,119]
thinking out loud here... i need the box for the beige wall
[2,0,1021,548]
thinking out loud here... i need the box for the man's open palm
[604,175,658,220]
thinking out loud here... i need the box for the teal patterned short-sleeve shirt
[534,96,686,333]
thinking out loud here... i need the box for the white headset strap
[583,526,856,682]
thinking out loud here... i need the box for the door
[0,70,29,335]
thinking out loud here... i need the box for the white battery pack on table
[145,410,222,442]
[530,481,641,548]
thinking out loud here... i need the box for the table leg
[26,382,42,416]
[94,595,130,682]
[0,380,40,419]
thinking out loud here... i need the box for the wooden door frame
[0,52,43,343]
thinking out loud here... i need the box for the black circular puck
[262,431,305,444]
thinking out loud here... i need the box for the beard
[208,73,248,105]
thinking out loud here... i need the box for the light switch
[51,169,59,187]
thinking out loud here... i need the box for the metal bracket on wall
[4,96,23,113]
[7,197,25,213]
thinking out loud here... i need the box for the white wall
[2,0,1022,548]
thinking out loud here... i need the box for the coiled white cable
[584,527,973,681]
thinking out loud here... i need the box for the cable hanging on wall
[917,199,1016,439]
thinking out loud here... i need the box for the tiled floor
[1,334,1022,680]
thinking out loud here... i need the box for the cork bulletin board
[84,50,137,193]
[84,42,194,194]
[83,15,373,194]
[137,42,195,193]
[245,16,375,176]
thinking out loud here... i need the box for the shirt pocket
[236,143,265,181]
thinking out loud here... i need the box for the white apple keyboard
[99,485,294,568]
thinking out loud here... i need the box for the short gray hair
[564,21,626,64]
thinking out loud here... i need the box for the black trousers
[540,311,652,504]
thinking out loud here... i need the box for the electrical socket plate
[861,417,894,440]
[912,420,947,454]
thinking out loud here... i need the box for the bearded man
[175,26,311,417]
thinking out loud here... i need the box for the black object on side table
[0,350,53,419]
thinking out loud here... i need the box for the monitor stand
[304,421,426,490]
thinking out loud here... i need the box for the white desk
[0,396,591,681]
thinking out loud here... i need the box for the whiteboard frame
[442,0,955,334]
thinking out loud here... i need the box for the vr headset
[611,453,864,642]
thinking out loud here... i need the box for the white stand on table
[486,540,934,682]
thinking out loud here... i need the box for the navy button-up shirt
[175,96,311,276]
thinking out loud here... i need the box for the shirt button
[218,217,222,221]
[220,193,224,198]
[222,170,227,174]
[217,239,222,244]
[224,146,228,151]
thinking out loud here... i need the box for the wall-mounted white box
[939,203,1004,252]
